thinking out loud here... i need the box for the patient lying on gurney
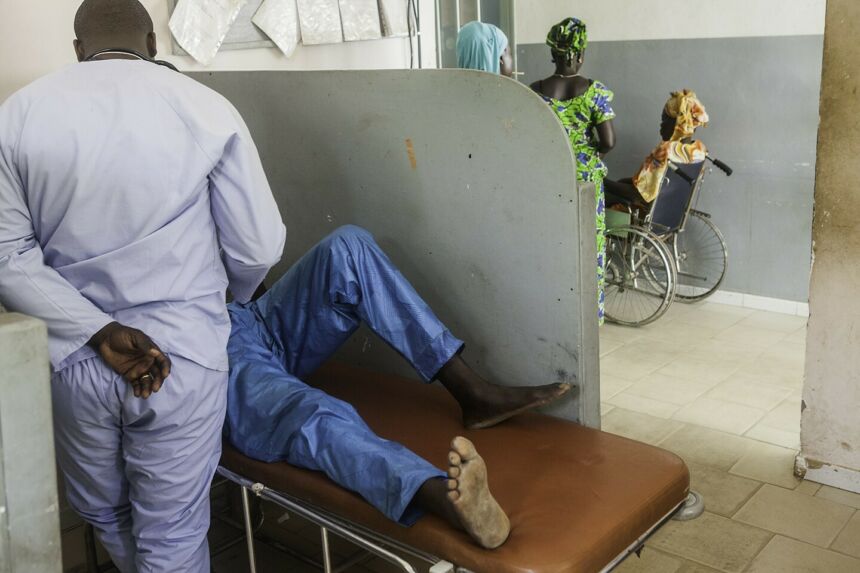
[227,225,571,548]
[605,89,708,206]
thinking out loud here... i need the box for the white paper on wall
[253,0,302,57]
[169,0,249,65]
[338,0,382,41]
[296,0,344,45]
[378,0,409,37]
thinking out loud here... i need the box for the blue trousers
[227,225,462,524]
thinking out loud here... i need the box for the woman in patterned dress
[530,17,616,324]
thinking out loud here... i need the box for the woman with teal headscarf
[456,21,514,77]
[531,17,616,325]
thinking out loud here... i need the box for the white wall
[0,0,437,102]
[516,0,826,44]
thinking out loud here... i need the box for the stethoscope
[83,48,180,72]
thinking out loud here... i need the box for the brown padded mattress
[220,362,689,573]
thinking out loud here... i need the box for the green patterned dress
[539,80,615,324]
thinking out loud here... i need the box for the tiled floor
[604,301,860,573]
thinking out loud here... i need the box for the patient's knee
[322,225,377,255]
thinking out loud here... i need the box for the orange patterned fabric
[633,90,709,203]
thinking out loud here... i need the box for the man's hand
[87,322,172,399]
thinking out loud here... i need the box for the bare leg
[437,355,571,430]
[414,437,510,549]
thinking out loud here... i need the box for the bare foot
[437,356,572,430]
[446,437,510,549]
[460,382,572,430]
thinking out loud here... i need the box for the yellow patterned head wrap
[664,89,709,141]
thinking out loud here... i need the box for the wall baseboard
[706,290,809,317]
[796,455,860,493]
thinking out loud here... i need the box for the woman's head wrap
[546,17,588,60]
[664,89,709,140]
[456,21,509,74]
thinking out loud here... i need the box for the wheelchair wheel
[604,226,677,327]
[673,210,728,302]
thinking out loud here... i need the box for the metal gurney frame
[218,462,695,573]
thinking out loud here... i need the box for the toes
[448,451,461,466]
[447,490,460,502]
[451,436,477,461]
[448,465,461,478]
[447,479,458,491]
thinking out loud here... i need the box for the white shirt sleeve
[0,127,113,367]
[208,106,286,303]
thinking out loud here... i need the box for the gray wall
[194,70,601,426]
[518,35,823,302]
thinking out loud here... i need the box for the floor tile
[831,511,860,558]
[625,372,718,406]
[704,378,792,411]
[674,306,750,330]
[600,337,625,357]
[700,302,756,318]
[816,485,860,510]
[654,354,741,385]
[734,484,854,547]
[757,398,801,432]
[686,339,765,365]
[686,462,762,517]
[605,392,681,419]
[645,321,724,348]
[658,425,756,471]
[729,441,800,489]
[794,479,822,496]
[676,562,722,573]
[650,511,771,573]
[672,397,766,435]
[757,341,807,372]
[746,535,860,572]
[743,399,802,449]
[607,343,685,369]
[601,374,635,400]
[728,361,803,389]
[743,421,800,450]
[600,353,666,382]
[601,323,645,343]
[735,311,808,333]
[783,326,807,344]
[614,547,683,572]
[714,324,787,348]
[601,408,685,445]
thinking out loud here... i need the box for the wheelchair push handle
[707,155,733,176]
[667,162,696,184]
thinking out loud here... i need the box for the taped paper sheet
[378,0,409,37]
[296,0,343,45]
[169,0,248,65]
[339,0,382,41]
[253,0,302,57]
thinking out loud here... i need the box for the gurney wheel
[672,490,704,521]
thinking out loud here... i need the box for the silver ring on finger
[140,373,153,382]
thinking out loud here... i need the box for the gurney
[218,362,697,573]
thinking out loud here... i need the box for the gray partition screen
[193,69,600,426]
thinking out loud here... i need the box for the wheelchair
[604,155,733,327]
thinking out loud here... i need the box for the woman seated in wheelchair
[605,89,709,206]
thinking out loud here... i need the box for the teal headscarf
[456,21,508,74]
